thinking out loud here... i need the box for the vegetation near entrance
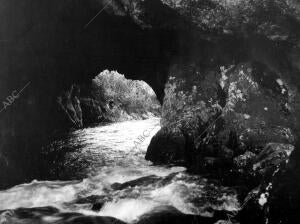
[92,70,161,121]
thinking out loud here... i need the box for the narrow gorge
[1,0,300,224]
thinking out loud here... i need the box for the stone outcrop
[146,61,300,223]
[1,0,300,222]
[146,127,186,165]
[144,2,300,222]
[146,62,299,167]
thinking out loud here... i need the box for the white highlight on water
[0,118,239,223]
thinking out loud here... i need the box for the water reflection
[0,118,239,223]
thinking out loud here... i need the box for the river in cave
[0,118,239,223]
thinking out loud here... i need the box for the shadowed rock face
[0,0,177,101]
[1,1,300,222]
[0,0,182,188]
[146,62,300,166]
[145,61,300,223]
[144,1,300,223]
[0,0,245,188]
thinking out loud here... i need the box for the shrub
[91,70,160,120]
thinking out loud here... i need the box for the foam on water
[0,180,80,210]
[99,199,159,223]
[0,118,239,223]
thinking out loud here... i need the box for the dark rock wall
[0,0,181,188]
[1,0,300,222]
[144,1,300,223]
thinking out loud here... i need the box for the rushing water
[0,118,239,223]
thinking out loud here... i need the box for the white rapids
[0,118,239,223]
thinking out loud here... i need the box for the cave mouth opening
[79,69,162,126]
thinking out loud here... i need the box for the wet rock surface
[1,0,300,223]
[145,3,300,219]
[111,175,162,191]
[0,207,126,224]
[146,127,186,165]
[145,62,300,222]
[146,62,299,170]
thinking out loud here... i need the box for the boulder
[74,195,112,211]
[145,127,186,165]
[111,175,161,190]
[146,62,299,176]
[145,58,300,223]
[233,143,296,224]
[252,143,294,176]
